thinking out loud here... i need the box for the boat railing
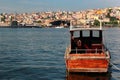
[70,48,106,54]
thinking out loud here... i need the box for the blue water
[0,28,120,80]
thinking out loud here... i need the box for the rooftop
[70,26,102,31]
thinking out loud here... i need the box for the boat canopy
[70,26,103,31]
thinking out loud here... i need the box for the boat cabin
[70,28,104,54]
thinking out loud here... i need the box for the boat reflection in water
[66,72,111,80]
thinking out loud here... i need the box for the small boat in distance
[55,26,64,28]
[64,26,110,73]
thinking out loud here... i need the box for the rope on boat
[110,61,120,71]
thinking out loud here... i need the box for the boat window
[74,31,80,37]
[93,31,99,37]
[82,31,90,37]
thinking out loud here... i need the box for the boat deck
[65,46,110,73]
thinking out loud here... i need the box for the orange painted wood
[67,59,108,68]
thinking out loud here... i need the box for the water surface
[0,28,120,80]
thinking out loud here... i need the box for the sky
[0,0,120,13]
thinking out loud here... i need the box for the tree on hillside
[106,9,112,18]
[1,16,5,22]
[94,20,100,26]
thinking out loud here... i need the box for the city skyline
[0,0,120,13]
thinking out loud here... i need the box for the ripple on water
[0,28,120,80]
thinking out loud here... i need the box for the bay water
[0,28,120,80]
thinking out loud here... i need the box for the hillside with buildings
[0,6,120,27]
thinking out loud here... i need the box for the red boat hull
[65,54,110,72]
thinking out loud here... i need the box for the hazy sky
[0,0,120,13]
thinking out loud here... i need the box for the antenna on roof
[100,20,102,29]
[70,20,73,30]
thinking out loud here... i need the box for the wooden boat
[64,26,110,73]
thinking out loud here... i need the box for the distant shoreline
[0,25,42,28]
[0,25,120,28]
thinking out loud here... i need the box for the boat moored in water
[64,26,110,73]
[55,26,64,28]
